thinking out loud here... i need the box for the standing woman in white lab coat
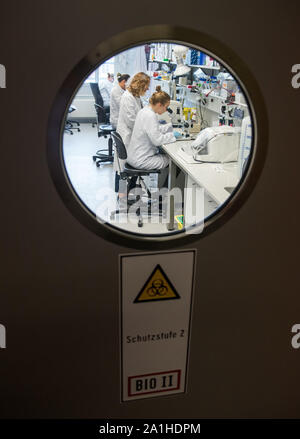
[127,86,178,187]
[110,73,130,129]
[115,72,150,194]
[99,72,114,108]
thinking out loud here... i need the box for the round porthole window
[47,26,267,248]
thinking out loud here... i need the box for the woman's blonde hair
[149,86,171,106]
[128,72,150,97]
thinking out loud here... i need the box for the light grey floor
[62,123,216,235]
[63,123,114,214]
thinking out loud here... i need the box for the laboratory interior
[62,42,253,235]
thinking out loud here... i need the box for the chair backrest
[90,83,107,124]
[112,131,127,160]
[90,82,104,107]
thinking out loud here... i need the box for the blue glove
[159,119,167,124]
[174,131,182,139]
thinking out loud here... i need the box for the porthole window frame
[47,25,268,250]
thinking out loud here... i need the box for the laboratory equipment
[193,68,208,82]
[191,126,240,163]
[216,71,237,98]
[179,76,188,85]
[173,45,191,77]
[168,100,183,126]
[218,102,238,126]
[238,116,252,177]
[182,107,194,138]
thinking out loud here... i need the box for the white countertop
[162,140,240,205]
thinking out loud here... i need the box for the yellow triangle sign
[134,264,180,303]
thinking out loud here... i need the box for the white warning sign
[120,249,196,402]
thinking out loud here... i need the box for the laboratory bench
[162,139,239,225]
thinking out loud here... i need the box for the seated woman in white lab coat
[126,86,177,187]
[110,73,130,129]
[115,72,151,195]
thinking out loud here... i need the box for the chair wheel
[93,157,96,162]
[70,131,73,135]
[138,217,143,227]
[78,129,81,132]
[96,162,100,167]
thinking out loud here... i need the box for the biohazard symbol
[147,279,168,297]
[133,264,180,303]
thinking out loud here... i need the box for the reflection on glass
[62,43,253,237]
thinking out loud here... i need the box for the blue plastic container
[199,52,206,65]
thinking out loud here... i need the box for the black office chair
[64,105,80,135]
[90,82,114,166]
[110,131,162,228]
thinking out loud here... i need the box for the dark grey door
[0,0,299,418]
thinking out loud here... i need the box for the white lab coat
[127,106,176,170]
[99,79,113,107]
[110,83,124,129]
[115,90,142,172]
